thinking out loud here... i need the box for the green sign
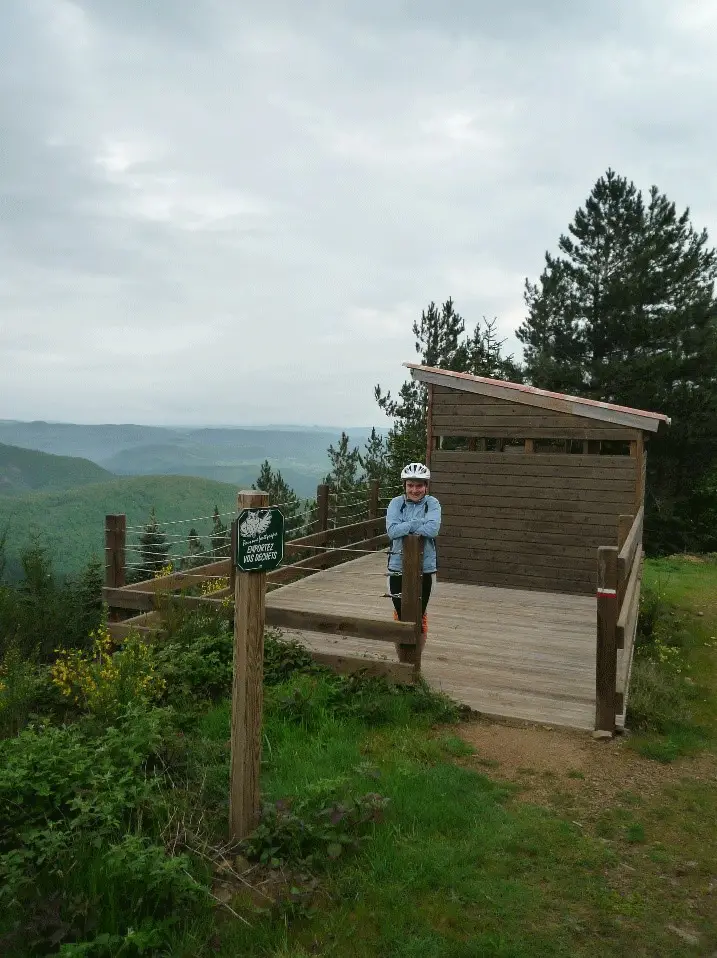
[236,507,285,572]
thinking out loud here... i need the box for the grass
[626,555,717,760]
[205,671,716,957]
[2,556,716,956]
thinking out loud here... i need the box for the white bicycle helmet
[400,462,431,481]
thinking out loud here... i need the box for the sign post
[229,492,284,840]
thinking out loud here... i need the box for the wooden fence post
[316,484,330,532]
[230,490,269,840]
[105,514,126,620]
[617,514,634,608]
[396,535,424,671]
[229,518,238,595]
[595,545,619,733]
[368,480,380,520]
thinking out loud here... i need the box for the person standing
[386,462,441,650]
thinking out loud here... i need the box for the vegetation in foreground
[0,553,715,956]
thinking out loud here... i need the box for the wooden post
[631,437,645,514]
[105,514,126,620]
[317,484,330,532]
[396,535,424,671]
[368,479,380,520]
[617,514,633,609]
[524,439,535,453]
[595,545,619,733]
[229,518,238,595]
[425,384,434,468]
[230,490,269,840]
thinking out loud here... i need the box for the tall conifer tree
[518,169,717,551]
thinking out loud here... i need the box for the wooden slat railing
[102,481,416,681]
[594,508,644,732]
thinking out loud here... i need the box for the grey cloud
[0,0,715,425]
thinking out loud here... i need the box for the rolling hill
[0,475,240,581]
[0,442,113,495]
[0,422,380,498]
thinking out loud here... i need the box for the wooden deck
[266,552,598,730]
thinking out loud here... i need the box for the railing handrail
[617,505,644,592]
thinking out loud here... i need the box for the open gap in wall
[599,440,632,456]
[434,437,634,455]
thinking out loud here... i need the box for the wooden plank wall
[429,386,640,595]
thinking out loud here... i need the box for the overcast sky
[1,0,716,427]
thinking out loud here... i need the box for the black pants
[389,574,433,618]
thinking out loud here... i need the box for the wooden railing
[102,481,423,681]
[595,506,644,732]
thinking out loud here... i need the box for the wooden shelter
[409,364,670,595]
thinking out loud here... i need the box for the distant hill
[0,422,381,498]
[0,442,113,495]
[0,475,240,581]
[0,421,177,462]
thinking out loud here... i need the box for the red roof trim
[405,364,671,425]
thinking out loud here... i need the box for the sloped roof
[405,364,671,434]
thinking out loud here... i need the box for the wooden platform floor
[266,552,598,730]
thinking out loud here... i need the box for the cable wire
[125,510,236,532]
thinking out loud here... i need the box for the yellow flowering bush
[154,562,174,579]
[51,624,166,720]
[199,576,229,596]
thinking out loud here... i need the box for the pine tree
[184,528,204,569]
[323,433,363,525]
[517,169,717,551]
[375,298,520,485]
[210,506,230,559]
[360,427,390,493]
[138,508,170,575]
[252,460,309,538]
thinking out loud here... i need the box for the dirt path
[455,717,717,815]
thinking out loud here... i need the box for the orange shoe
[393,609,399,622]
[422,614,428,634]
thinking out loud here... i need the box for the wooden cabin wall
[429,386,642,595]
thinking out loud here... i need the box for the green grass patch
[2,572,716,957]
[626,556,717,759]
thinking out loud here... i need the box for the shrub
[0,708,178,950]
[241,792,389,869]
[0,647,47,737]
[51,626,166,722]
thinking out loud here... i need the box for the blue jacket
[386,494,441,574]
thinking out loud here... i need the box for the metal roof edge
[405,364,671,433]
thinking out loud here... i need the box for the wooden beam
[317,484,330,533]
[631,437,645,514]
[129,558,231,594]
[396,535,424,668]
[617,506,644,587]
[264,607,417,644]
[309,652,416,683]
[105,514,126,589]
[368,479,380,519]
[616,549,643,650]
[107,611,162,641]
[284,517,382,555]
[595,545,619,733]
[230,490,268,841]
[426,382,434,469]
[102,587,224,613]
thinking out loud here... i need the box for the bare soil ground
[455,716,717,815]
